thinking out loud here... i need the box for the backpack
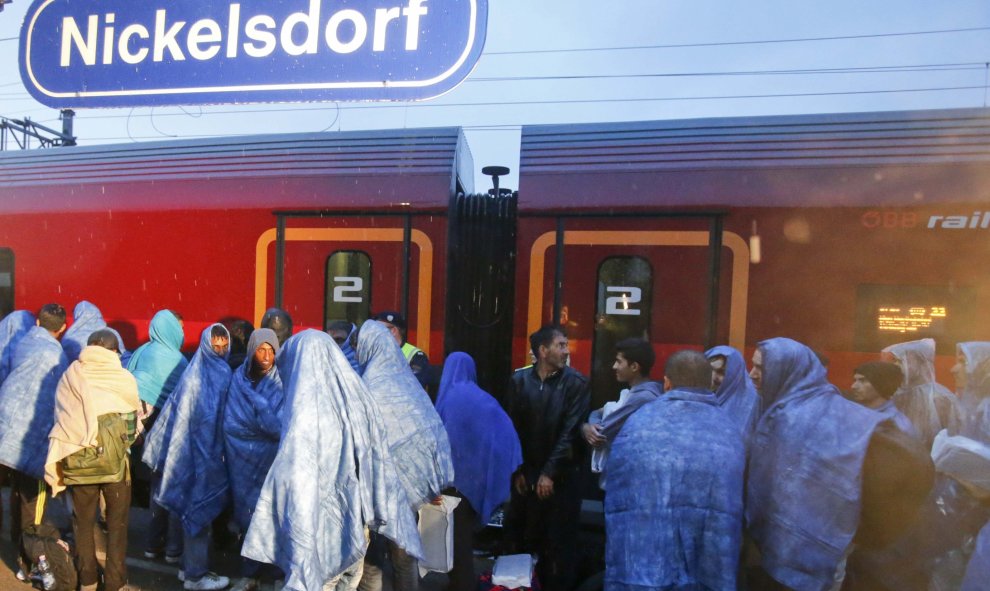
[21,485,77,591]
[60,412,135,486]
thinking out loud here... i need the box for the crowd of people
[0,299,988,591]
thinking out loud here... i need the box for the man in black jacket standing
[503,326,590,591]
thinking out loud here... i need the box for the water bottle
[37,555,55,591]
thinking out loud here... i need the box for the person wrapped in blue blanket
[242,330,422,591]
[436,352,522,591]
[62,301,107,363]
[355,320,454,591]
[746,337,885,591]
[705,345,762,446]
[605,350,745,591]
[0,304,68,577]
[143,324,232,591]
[223,328,284,588]
[0,310,36,384]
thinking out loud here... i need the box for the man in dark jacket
[503,326,590,591]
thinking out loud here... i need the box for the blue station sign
[19,0,487,107]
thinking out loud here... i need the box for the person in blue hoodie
[223,328,284,591]
[0,303,68,578]
[143,324,232,591]
[61,301,107,363]
[128,310,188,567]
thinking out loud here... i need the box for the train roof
[0,127,472,213]
[518,107,990,211]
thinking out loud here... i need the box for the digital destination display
[877,305,947,334]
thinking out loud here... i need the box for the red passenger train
[1,107,988,406]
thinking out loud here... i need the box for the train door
[254,212,447,359]
[516,214,750,410]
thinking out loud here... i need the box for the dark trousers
[10,470,51,571]
[71,479,131,591]
[503,470,582,591]
[448,492,478,591]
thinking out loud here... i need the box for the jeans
[71,480,131,591]
[182,525,212,582]
[146,472,182,559]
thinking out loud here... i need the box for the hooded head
[753,337,830,408]
[261,308,293,346]
[148,310,184,351]
[954,342,990,397]
[246,328,279,378]
[882,338,936,390]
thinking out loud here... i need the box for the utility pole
[0,110,77,150]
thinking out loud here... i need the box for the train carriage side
[517,108,990,408]
[0,128,472,355]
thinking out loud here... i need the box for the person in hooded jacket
[747,338,934,591]
[882,338,961,447]
[705,345,762,446]
[242,330,422,591]
[223,328,284,591]
[45,329,142,591]
[355,320,454,591]
[129,310,189,567]
[61,301,107,364]
[0,308,34,536]
[436,352,522,591]
[0,303,68,579]
[953,342,990,443]
[143,324,232,591]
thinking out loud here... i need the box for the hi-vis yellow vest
[401,342,422,362]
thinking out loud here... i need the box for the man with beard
[503,326,589,591]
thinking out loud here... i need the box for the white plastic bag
[417,495,461,576]
[492,554,536,589]
[931,429,990,495]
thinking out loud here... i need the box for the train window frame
[0,248,14,320]
[324,250,372,330]
[590,255,654,408]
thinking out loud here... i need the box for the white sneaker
[15,569,28,583]
[184,572,230,590]
[178,570,185,582]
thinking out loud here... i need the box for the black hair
[615,337,655,376]
[38,303,67,332]
[529,325,565,361]
[169,310,183,322]
[210,324,229,340]
[87,328,120,352]
[664,349,713,389]
[261,308,294,346]
[227,319,253,354]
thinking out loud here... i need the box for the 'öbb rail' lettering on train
[19,0,488,108]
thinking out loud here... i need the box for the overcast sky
[2,0,989,190]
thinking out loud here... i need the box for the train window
[0,249,13,319]
[591,256,653,407]
[854,284,976,354]
[324,251,371,330]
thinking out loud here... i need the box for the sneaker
[166,554,183,564]
[178,571,185,582]
[231,578,259,591]
[15,569,28,583]
[183,572,230,591]
[143,550,162,560]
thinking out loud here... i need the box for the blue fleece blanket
[747,337,886,591]
[62,301,107,363]
[127,310,187,408]
[605,387,744,591]
[0,326,68,478]
[436,352,522,524]
[705,345,762,445]
[143,324,231,536]
[0,310,35,384]
[357,320,454,507]
[242,330,422,591]
[223,329,284,532]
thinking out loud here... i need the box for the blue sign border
[20,0,488,108]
